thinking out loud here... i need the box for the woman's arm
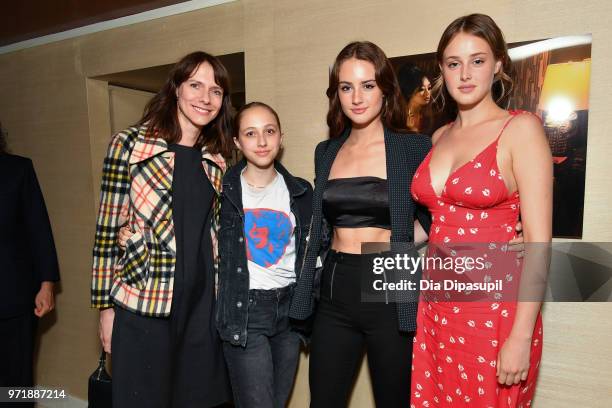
[497,113,552,385]
[92,131,133,353]
[414,218,429,243]
[21,159,60,317]
[91,131,132,309]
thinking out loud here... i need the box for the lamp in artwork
[538,59,591,157]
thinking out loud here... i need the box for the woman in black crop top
[323,177,391,229]
[289,41,432,408]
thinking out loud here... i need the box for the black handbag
[88,350,112,408]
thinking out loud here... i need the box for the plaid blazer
[91,124,226,316]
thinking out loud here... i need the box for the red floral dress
[410,111,543,407]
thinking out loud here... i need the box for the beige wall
[108,86,155,134]
[0,0,610,405]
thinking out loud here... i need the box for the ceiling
[0,0,189,46]
[1,1,245,105]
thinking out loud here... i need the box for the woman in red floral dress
[410,14,552,407]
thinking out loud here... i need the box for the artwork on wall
[390,35,592,238]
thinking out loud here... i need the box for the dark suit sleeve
[415,203,432,235]
[313,140,328,184]
[21,159,60,283]
[414,135,433,235]
[296,177,314,194]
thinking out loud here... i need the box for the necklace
[243,172,277,189]
[246,181,268,189]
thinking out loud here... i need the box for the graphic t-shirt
[241,170,296,290]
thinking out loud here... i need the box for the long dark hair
[138,51,234,158]
[398,63,426,101]
[398,63,434,133]
[0,122,7,154]
[326,41,408,138]
[432,14,514,112]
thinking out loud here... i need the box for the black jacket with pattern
[289,128,432,332]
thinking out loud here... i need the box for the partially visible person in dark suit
[0,122,60,394]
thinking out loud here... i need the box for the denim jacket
[216,159,313,346]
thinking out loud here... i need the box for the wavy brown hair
[432,13,514,113]
[138,51,234,158]
[326,41,408,138]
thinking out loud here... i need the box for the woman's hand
[508,221,524,258]
[496,334,531,385]
[117,225,134,250]
[99,308,115,354]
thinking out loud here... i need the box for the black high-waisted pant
[309,250,414,408]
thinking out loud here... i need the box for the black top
[0,153,60,318]
[289,128,433,333]
[323,176,391,229]
[168,143,230,405]
[169,143,214,311]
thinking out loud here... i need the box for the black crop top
[322,176,391,229]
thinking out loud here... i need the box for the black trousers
[309,251,413,408]
[0,313,37,408]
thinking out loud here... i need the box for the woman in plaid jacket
[91,51,233,407]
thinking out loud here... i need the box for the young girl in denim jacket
[215,102,313,408]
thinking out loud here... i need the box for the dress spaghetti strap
[494,110,524,144]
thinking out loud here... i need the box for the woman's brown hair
[138,51,234,158]
[431,14,514,112]
[326,41,408,138]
